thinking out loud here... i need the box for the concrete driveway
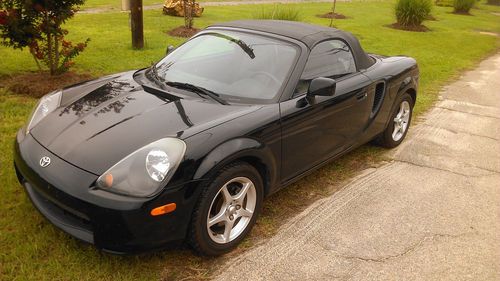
[213,54,500,280]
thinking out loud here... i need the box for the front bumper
[13,130,200,254]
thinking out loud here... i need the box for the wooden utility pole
[130,0,144,49]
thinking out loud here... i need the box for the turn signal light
[104,173,113,187]
[150,203,177,216]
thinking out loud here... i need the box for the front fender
[193,137,279,195]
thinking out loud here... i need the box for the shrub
[0,0,89,75]
[254,5,302,21]
[487,0,500,5]
[395,0,433,27]
[453,0,475,13]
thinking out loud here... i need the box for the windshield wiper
[166,82,229,105]
[206,32,255,59]
[147,64,166,87]
[142,83,181,102]
[141,65,183,101]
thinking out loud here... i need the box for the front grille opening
[16,158,94,243]
[29,184,92,231]
[372,82,386,115]
[61,206,92,227]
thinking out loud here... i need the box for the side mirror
[166,45,175,55]
[307,77,336,97]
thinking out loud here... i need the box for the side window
[294,40,356,95]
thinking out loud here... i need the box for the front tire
[377,92,414,148]
[188,162,263,256]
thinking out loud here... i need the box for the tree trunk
[29,49,42,71]
[54,35,60,73]
[45,13,55,75]
[329,0,337,28]
[130,0,144,49]
[188,2,193,29]
[183,0,193,29]
[47,32,54,75]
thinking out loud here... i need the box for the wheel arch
[380,82,417,134]
[233,155,272,196]
[406,87,417,107]
[192,138,277,196]
[396,69,418,106]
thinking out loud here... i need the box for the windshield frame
[151,28,304,104]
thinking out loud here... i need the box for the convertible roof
[208,20,374,70]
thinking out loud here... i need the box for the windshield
[152,31,299,103]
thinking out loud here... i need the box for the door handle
[356,92,368,101]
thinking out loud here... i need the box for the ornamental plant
[0,0,90,75]
[255,4,302,21]
[453,0,475,13]
[395,0,433,27]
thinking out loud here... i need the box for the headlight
[26,90,62,134]
[96,138,186,197]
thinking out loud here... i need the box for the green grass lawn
[81,0,234,10]
[1,1,499,280]
[83,0,163,10]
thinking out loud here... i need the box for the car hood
[30,71,261,175]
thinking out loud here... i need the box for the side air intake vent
[372,82,386,115]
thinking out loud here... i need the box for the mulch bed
[427,15,438,21]
[0,71,93,98]
[317,12,348,19]
[387,23,430,32]
[452,11,473,16]
[167,26,200,38]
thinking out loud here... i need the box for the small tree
[329,0,337,27]
[0,0,90,75]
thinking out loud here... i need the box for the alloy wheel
[392,100,411,141]
[206,177,256,244]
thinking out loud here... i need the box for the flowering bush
[0,0,90,75]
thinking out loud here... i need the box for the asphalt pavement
[213,53,500,280]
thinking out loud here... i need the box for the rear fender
[383,76,418,131]
[397,74,418,103]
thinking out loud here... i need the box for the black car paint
[13,26,418,254]
[14,131,194,252]
[31,70,263,175]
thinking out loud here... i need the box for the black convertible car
[14,20,418,255]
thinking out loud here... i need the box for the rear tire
[377,92,414,148]
[188,162,263,256]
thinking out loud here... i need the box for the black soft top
[208,20,374,70]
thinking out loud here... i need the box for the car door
[280,40,373,182]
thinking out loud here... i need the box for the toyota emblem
[39,156,51,168]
